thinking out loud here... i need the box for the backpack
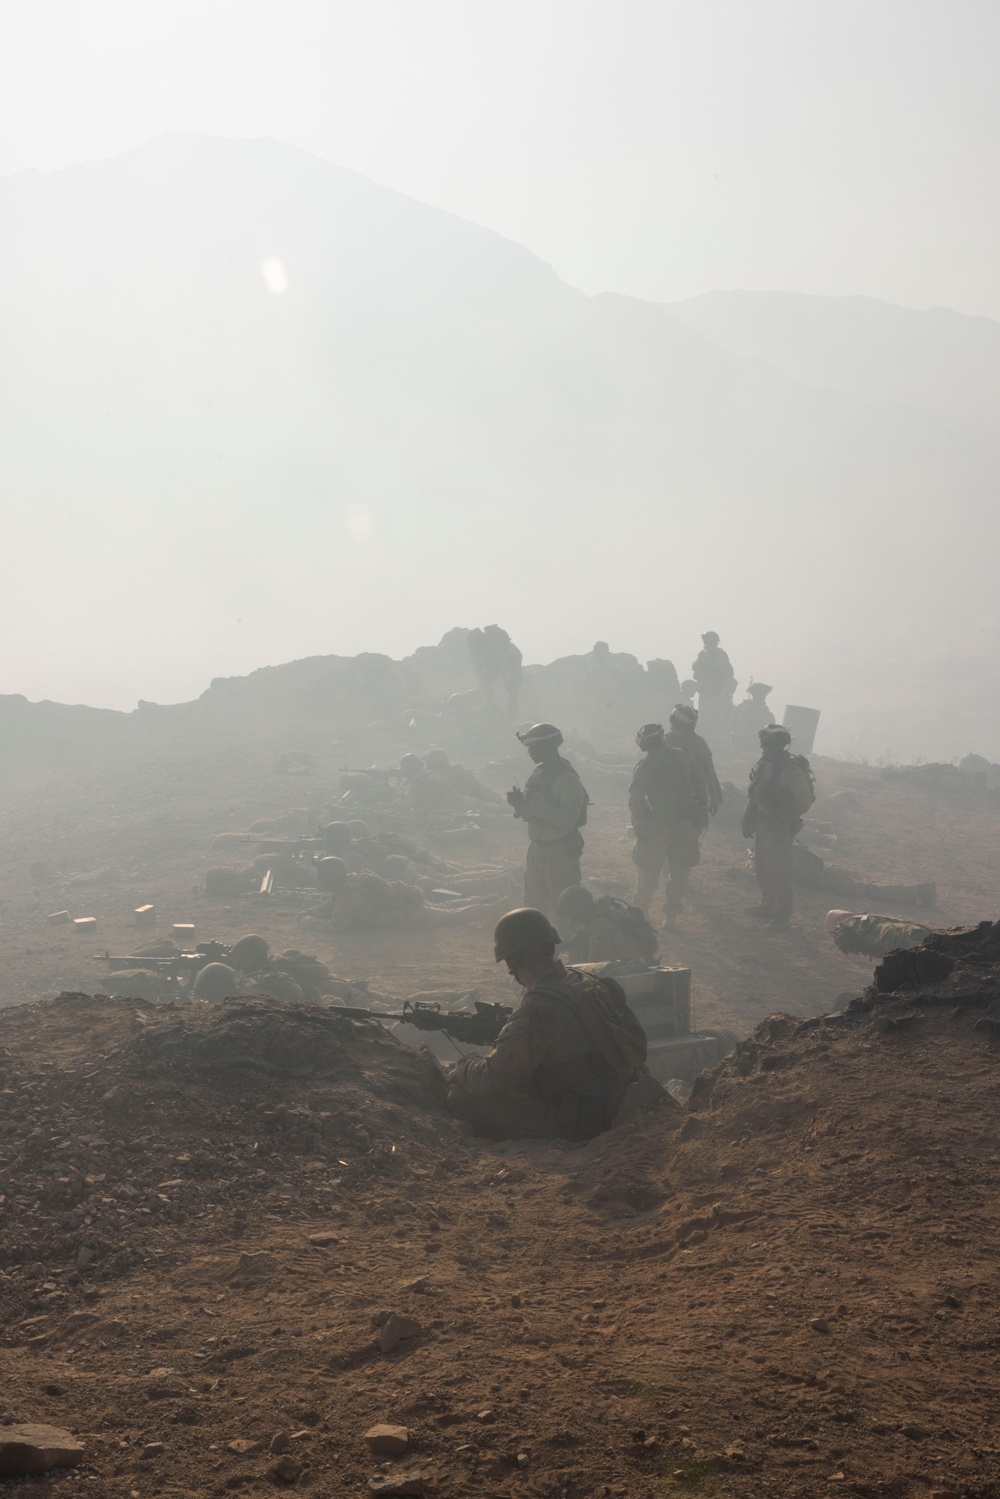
[786,754,816,817]
[596,896,659,962]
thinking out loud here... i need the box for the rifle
[95,941,232,991]
[339,766,403,780]
[334,997,513,1047]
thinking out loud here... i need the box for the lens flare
[260,258,288,296]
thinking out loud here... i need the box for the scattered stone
[75,1245,95,1272]
[371,1310,393,1329]
[269,1432,291,1455]
[725,1446,745,1461]
[227,1439,263,1455]
[271,1454,302,1483]
[0,1424,86,1477]
[140,1442,165,1460]
[517,1451,530,1469]
[900,1423,929,1440]
[364,1424,409,1457]
[367,1475,424,1498]
[377,1313,421,1354]
[476,1408,496,1423]
[943,1293,962,1309]
[401,1276,430,1294]
[308,1232,340,1247]
[230,1251,278,1282]
[809,1317,830,1334]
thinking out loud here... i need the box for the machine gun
[95,941,232,993]
[334,997,513,1047]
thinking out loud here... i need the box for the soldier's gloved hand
[506,788,525,815]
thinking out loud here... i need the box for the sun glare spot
[345,506,374,540]
[260,257,288,296]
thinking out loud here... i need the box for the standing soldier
[742,724,816,930]
[507,723,589,916]
[732,682,776,752]
[691,631,737,747]
[664,704,723,815]
[628,722,708,924]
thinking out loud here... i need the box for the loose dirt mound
[2,948,1000,1497]
[0,994,450,1292]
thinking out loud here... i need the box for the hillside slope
[2,134,998,750]
[665,288,1000,430]
[1,926,999,1496]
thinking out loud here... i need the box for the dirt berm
[1,926,1000,1498]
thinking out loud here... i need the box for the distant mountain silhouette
[666,288,1000,430]
[1,133,998,754]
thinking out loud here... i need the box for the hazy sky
[3,0,1000,318]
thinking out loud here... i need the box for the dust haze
[1,3,999,759]
[4,9,1000,1492]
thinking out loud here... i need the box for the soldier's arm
[451,1003,556,1097]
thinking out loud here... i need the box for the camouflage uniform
[742,744,815,920]
[628,743,707,916]
[831,914,932,958]
[691,638,737,746]
[732,689,776,751]
[520,756,589,916]
[306,872,427,931]
[447,959,646,1139]
[664,723,723,813]
[792,843,935,905]
[560,897,659,965]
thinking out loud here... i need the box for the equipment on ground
[613,966,737,1085]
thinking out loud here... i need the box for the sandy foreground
[1,740,999,1497]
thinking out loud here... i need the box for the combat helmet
[229,934,269,974]
[748,682,773,697]
[635,722,665,749]
[399,753,424,775]
[516,722,563,748]
[670,703,699,727]
[423,748,449,770]
[322,820,353,851]
[317,855,349,890]
[192,962,238,1002]
[702,631,720,645]
[346,819,370,839]
[759,723,792,745]
[555,885,596,924]
[493,908,561,963]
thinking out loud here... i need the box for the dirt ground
[1,733,1000,1497]
[3,930,1000,1498]
[3,738,997,1031]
